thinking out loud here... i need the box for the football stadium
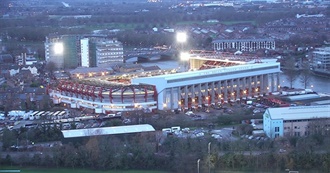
[49,51,281,113]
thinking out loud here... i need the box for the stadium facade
[49,54,281,113]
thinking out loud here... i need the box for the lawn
[0,167,169,173]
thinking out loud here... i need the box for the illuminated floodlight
[53,42,64,54]
[176,32,187,43]
[180,52,190,61]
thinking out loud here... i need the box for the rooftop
[62,124,155,138]
[266,105,330,121]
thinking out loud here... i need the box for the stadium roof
[134,62,279,82]
[62,124,155,138]
[266,105,330,121]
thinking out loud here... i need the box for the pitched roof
[62,124,155,138]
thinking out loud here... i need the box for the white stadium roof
[62,124,155,138]
[266,105,330,121]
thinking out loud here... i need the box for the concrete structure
[263,105,330,139]
[95,39,123,66]
[311,47,330,77]
[80,38,90,67]
[45,35,123,69]
[49,53,281,113]
[212,38,275,52]
[45,35,81,69]
[133,57,280,110]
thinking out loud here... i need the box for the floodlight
[176,32,187,43]
[180,52,190,61]
[54,42,63,54]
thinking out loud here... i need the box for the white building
[263,105,330,139]
[132,58,280,110]
[95,39,124,66]
[311,47,330,76]
[80,38,90,67]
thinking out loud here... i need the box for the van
[162,128,172,134]
[171,126,181,133]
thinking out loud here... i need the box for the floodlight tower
[176,32,189,71]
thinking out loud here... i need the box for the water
[279,72,330,94]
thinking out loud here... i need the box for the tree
[306,118,330,145]
[299,61,312,89]
[283,57,298,88]
[235,124,254,136]
[45,61,57,75]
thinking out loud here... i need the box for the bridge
[124,47,178,62]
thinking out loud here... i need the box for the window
[275,134,279,138]
[294,132,300,137]
[275,127,279,132]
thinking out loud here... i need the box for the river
[279,72,330,94]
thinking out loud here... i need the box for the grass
[0,167,169,173]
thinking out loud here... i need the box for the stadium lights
[54,42,64,54]
[176,32,187,43]
[180,52,190,61]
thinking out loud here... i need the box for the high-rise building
[80,38,90,67]
[45,35,123,69]
[95,39,124,67]
[45,35,81,69]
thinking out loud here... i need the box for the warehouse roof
[266,105,330,121]
[62,124,155,138]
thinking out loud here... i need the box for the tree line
[1,116,329,172]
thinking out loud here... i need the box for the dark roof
[0,64,20,70]
[142,65,161,71]
[69,67,112,74]
[0,54,14,63]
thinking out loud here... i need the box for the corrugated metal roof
[62,124,155,138]
[267,105,330,120]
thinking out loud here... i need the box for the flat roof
[62,124,155,138]
[286,94,320,101]
[134,62,279,82]
[266,105,330,121]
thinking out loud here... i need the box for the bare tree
[45,61,57,75]
[299,61,312,89]
[283,57,299,88]
[306,118,330,145]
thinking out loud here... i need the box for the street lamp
[197,159,201,173]
[208,142,211,173]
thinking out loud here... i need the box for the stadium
[49,51,281,113]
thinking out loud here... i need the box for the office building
[263,105,330,139]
